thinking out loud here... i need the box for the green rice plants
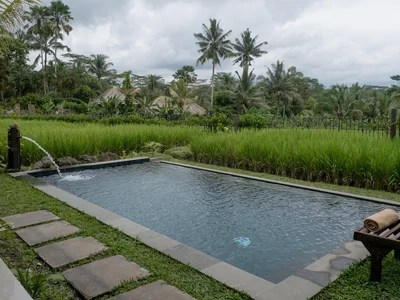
[2,119,400,193]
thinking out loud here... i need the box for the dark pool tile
[330,257,356,271]
[162,244,220,270]
[295,269,331,287]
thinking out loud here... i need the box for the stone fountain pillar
[7,124,21,172]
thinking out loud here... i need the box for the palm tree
[233,67,263,114]
[29,23,69,93]
[0,0,38,54]
[48,0,73,78]
[214,72,237,91]
[141,74,164,92]
[232,28,267,68]
[24,4,48,34]
[88,54,116,82]
[262,60,300,117]
[121,71,141,106]
[100,95,121,116]
[168,79,198,108]
[134,96,158,117]
[316,84,365,122]
[194,19,233,107]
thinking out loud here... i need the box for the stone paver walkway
[63,255,150,299]
[37,236,107,268]
[2,209,200,300]
[109,280,195,300]
[1,210,59,229]
[16,220,79,246]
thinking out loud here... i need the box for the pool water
[41,162,396,283]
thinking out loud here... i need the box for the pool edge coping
[7,157,375,300]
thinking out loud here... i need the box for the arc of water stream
[21,136,62,178]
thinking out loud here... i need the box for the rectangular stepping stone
[16,221,79,246]
[63,255,150,299]
[37,237,107,268]
[1,210,59,229]
[109,280,195,300]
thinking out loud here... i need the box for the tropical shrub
[63,101,87,114]
[239,114,267,129]
[73,85,94,103]
[165,146,193,160]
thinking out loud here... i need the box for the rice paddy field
[1,119,400,193]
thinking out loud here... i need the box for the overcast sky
[39,0,400,87]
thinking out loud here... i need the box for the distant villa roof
[154,96,206,115]
[94,86,126,104]
[94,87,206,115]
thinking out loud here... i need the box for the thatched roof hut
[94,86,126,104]
[153,96,206,115]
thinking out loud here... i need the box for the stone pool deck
[5,157,397,300]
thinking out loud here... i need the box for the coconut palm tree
[121,71,141,106]
[214,72,237,91]
[48,0,73,78]
[194,19,233,107]
[140,74,164,92]
[316,84,365,122]
[232,28,267,69]
[134,95,158,117]
[262,60,300,117]
[168,79,198,108]
[87,54,116,82]
[0,0,38,54]
[233,67,263,114]
[29,23,70,93]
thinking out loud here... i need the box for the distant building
[153,96,206,115]
[95,87,207,115]
[93,86,126,104]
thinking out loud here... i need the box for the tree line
[1,0,400,121]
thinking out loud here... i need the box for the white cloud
[37,0,400,86]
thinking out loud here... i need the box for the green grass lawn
[0,172,251,300]
[312,254,400,300]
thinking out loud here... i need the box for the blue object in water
[234,237,251,247]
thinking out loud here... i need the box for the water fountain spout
[21,136,62,178]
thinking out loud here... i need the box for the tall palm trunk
[283,103,286,119]
[54,42,58,79]
[210,58,215,107]
[276,94,280,116]
[44,51,48,94]
[40,51,46,94]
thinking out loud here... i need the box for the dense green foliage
[0,173,251,300]
[2,1,400,122]
[2,119,400,193]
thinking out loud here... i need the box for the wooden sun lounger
[354,220,400,282]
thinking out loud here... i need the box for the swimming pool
[41,162,395,283]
